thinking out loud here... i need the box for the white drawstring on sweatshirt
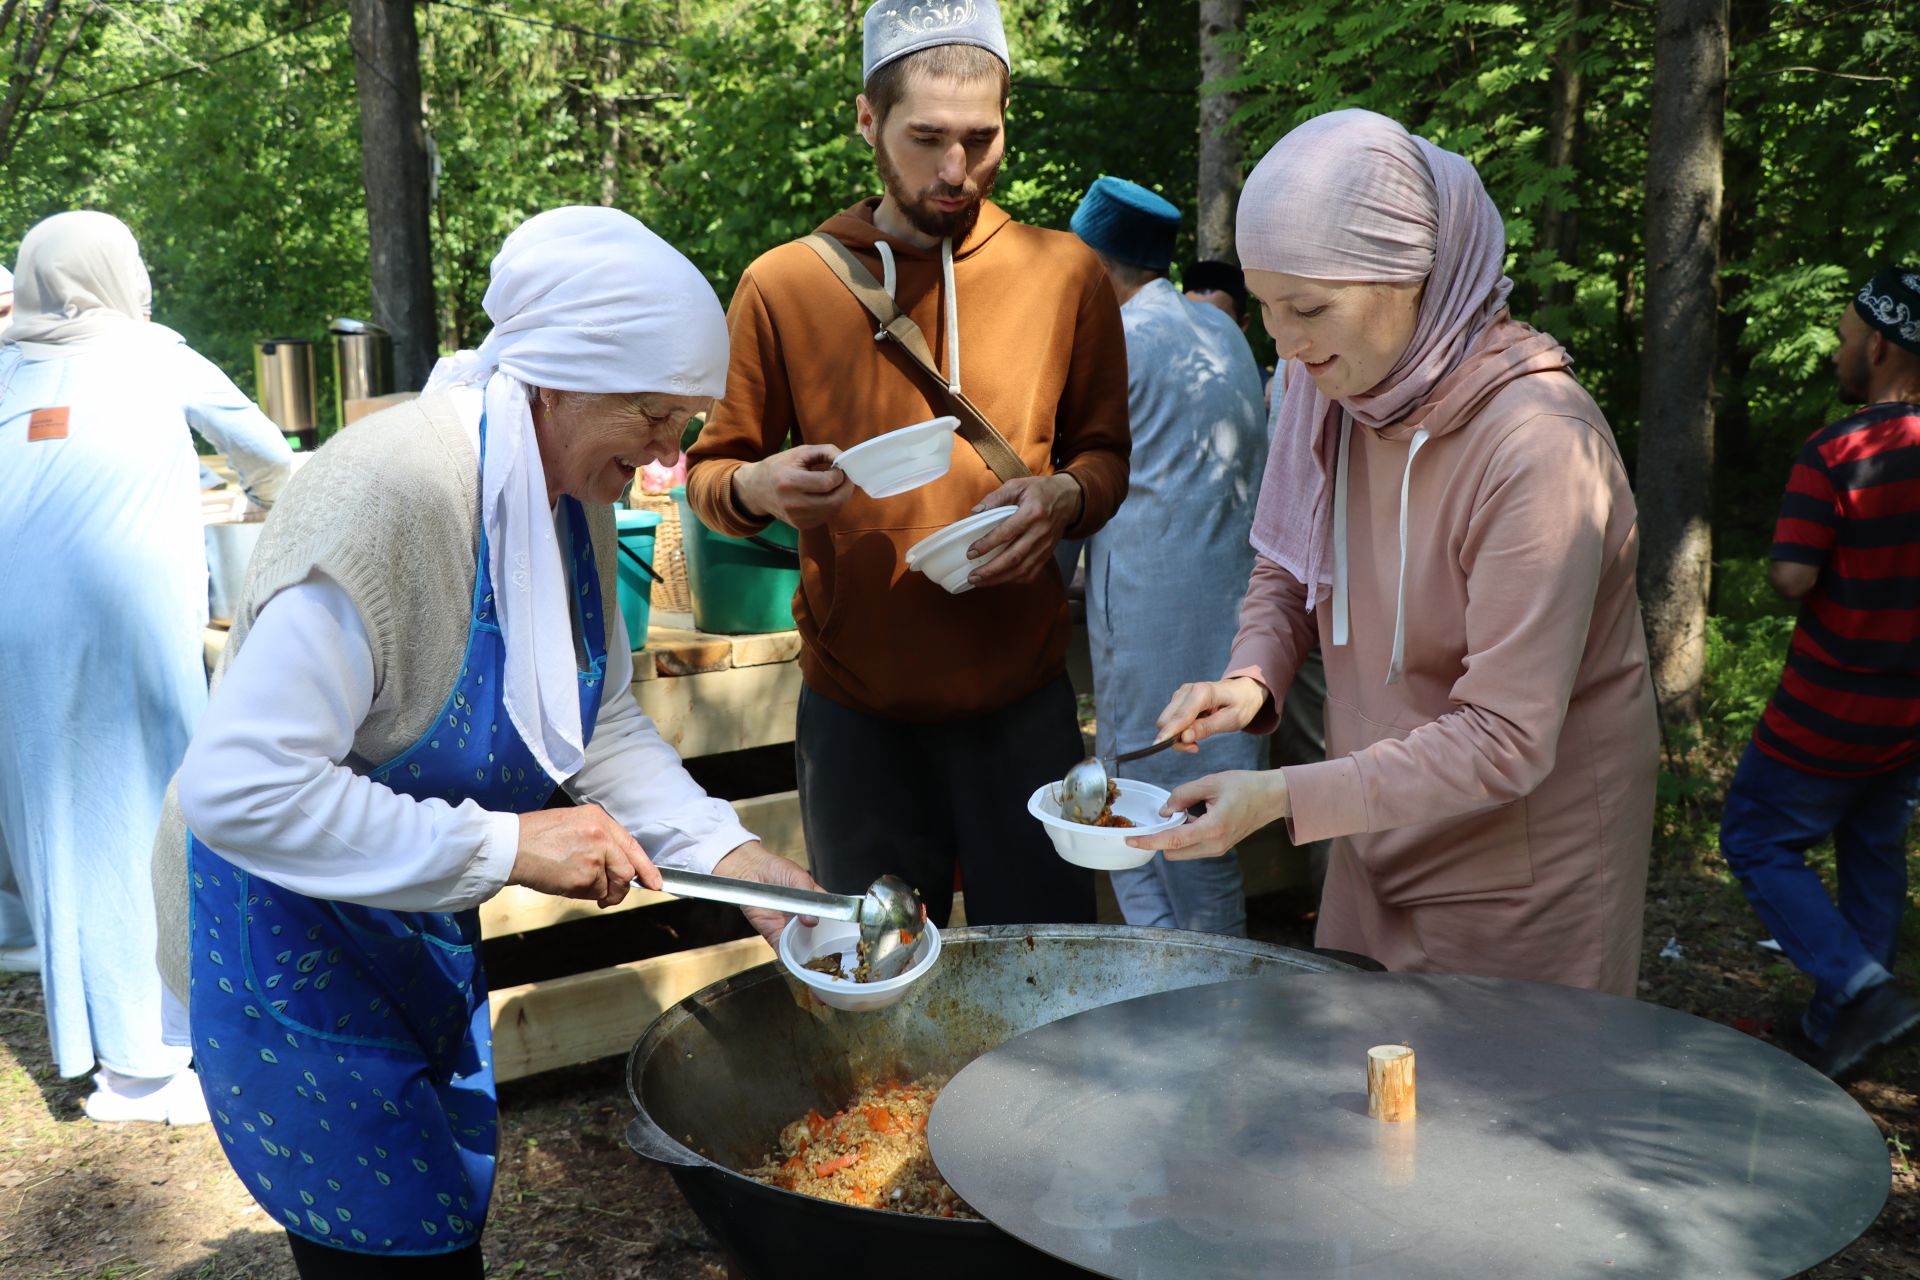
[875,235,962,394]
[1328,418,1431,686]
[940,237,961,393]
[877,240,898,303]
[1387,428,1431,684]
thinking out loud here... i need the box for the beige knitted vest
[151,392,620,995]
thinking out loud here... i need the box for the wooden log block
[480,791,808,938]
[729,630,802,668]
[487,935,771,1082]
[1367,1044,1416,1123]
[633,659,801,758]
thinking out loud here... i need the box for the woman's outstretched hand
[1125,771,1290,862]
[1153,676,1271,753]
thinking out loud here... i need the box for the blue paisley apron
[188,416,609,1256]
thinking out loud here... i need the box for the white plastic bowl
[904,506,1019,594]
[1027,778,1188,871]
[777,915,942,1013]
[832,416,959,499]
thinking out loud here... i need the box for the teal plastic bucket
[614,508,663,649]
[671,486,801,634]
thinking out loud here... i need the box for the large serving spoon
[649,868,927,980]
[1057,735,1183,824]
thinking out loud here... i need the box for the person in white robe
[0,212,294,1121]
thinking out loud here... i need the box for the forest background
[2,0,1918,762]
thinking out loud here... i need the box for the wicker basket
[632,491,692,614]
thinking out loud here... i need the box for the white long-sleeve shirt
[178,388,753,910]
[178,574,755,911]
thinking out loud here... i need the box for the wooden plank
[633,659,801,758]
[730,630,802,668]
[488,935,772,1082]
[344,392,419,427]
[480,791,807,938]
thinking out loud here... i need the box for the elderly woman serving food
[151,207,818,1278]
[1132,110,1659,997]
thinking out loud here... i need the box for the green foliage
[1233,0,1920,552]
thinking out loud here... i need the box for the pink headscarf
[1239,109,1513,594]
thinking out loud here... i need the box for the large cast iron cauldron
[625,924,1352,1279]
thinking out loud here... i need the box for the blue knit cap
[1070,176,1181,271]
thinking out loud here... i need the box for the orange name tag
[27,407,70,441]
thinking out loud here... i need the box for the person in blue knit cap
[1068,176,1270,935]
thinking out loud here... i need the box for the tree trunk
[348,0,437,390]
[1541,0,1585,313]
[1197,0,1244,264]
[1636,0,1727,736]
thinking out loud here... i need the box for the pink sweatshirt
[1229,322,1658,995]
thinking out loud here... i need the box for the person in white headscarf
[0,212,294,1124]
[151,206,817,1278]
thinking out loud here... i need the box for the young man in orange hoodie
[684,1,1130,927]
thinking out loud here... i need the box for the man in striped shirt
[1720,267,1920,1079]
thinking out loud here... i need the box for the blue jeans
[1110,850,1248,937]
[1718,742,1917,1040]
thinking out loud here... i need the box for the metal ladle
[1057,735,1182,823]
[650,868,928,980]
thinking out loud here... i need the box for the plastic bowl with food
[904,506,1019,595]
[1026,779,1187,871]
[832,416,959,499]
[778,915,943,1013]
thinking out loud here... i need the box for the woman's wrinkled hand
[710,842,825,947]
[1125,771,1289,861]
[511,806,660,908]
[1154,677,1271,754]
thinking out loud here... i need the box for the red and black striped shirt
[1758,400,1920,776]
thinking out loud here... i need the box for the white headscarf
[423,206,728,784]
[4,212,168,360]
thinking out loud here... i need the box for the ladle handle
[652,867,861,922]
[1114,734,1181,766]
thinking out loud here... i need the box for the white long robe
[0,331,291,1078]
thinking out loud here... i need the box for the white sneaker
[83,1066,210,1126]
[0,944,39,974]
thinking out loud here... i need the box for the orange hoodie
[685,198,1130,720]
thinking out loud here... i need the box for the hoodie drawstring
[1331,413,1353,650]
[875,235,961,394]
[876,240,897,304]
[940,236,960,394]
[1329,416,1430,686]
[1386,428,1431,685]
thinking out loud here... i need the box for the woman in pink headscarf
[1130,109,1658,996]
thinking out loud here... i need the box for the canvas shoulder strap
[799,233,1030,482]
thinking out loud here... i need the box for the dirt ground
[0,859,1914,1279]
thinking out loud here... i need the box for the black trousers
[794,674,1095,926]
[287,1234,484,1279]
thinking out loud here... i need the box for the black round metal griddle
[926,972,1889,1280]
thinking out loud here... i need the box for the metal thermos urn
[329,317,394,433]
[253,338,318,451]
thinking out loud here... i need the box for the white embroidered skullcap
[863,0,1010,82]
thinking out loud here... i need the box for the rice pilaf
[745,1075,975,1218]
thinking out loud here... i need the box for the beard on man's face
[1836,343,1869,405]
[874,134,1000,242]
